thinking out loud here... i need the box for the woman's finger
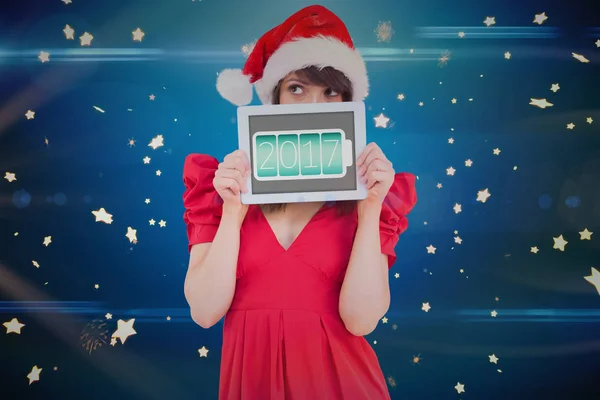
[365,170,388,189]
[216,168,247,192]
[214,176,242,195]
[364,159,391,177]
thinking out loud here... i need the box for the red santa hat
[216,4,369,106]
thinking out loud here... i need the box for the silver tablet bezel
[237,101,367,205]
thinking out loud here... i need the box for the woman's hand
[213,149,250,217]
[356,142,395,207]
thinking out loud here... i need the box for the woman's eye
[289,85,304,94]
[326,88,339,96]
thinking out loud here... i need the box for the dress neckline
[253,203,329,252]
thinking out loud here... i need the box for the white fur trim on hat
[253,35,369,105]
[216,68,254,106]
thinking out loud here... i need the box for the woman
[183,5,417,399]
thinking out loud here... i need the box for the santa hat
[216,5,368,106]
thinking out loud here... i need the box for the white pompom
[216,68,253,106]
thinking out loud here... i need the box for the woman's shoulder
[182,154,223,251]
[385,172,417,216]
[183,153,219,178]
[182,153,222,212]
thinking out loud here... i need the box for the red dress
[183,154,417,400]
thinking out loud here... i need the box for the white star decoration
[63,24,75,39]
[533,12,548,25]
[455,382,465,394]
[584,267,600,295]
[112,319,137,344]
[148,134,164,150]
[3,318,25,334]
[126,227,138,243]
[79,32,94,46]
[483,16,496,27]
[198,346,209,357]
[453,203,462,214]
[579,229,593,240]
[132,28,145,42]
[38,51,50,63]
[4,172,16,182]
[374,113,390,128]
[27,366,42,384]
[476,189,491,203]
[92,208,113,224]
[552,235,568,251]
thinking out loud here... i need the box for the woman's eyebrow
[284,78,312,86]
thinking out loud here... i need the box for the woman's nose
[308,93,325,103]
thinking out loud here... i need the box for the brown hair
[261,66,357,215]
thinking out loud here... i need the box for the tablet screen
[247,111,357,195]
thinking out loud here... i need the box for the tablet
[237,101,367,205]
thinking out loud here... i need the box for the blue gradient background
[1,0,599,399]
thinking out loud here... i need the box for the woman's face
[278,72,343,104]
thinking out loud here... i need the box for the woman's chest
[237,207,358,281]
[264,214,311,251]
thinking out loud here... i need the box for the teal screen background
[247,111,358,194]
[276,133,300,177]
[254,131,346,179]
[322,131,344,175]
[299,133,322,176]
[254,134,278,178]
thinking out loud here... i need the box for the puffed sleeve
[380,172,418,268]
[182,154,223,253]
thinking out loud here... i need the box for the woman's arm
[184,206,245,328]
[339,202,390,336]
